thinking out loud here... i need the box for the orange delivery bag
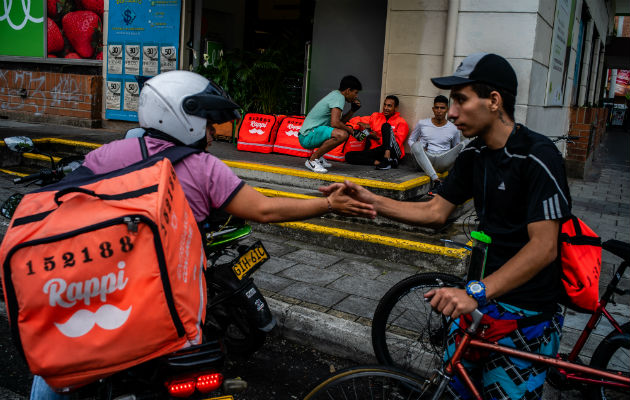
[0,146,207,390]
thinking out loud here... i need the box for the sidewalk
[1,121,629,396]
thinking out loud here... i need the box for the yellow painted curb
[33,138,102,150]
[274,221,469,259]
[2,137,443,191]
[224,160,431,191]
[254,187,315,199]
[0,138,101,150]
[0,168,28,177]
[23,153,62,163]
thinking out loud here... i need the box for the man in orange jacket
[345,95,410,169]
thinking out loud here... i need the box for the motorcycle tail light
[196,373,224,393]
[167,379,196,398]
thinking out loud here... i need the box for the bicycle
[371,239,629,398]
[412,305,628,400]
[306,308,627,400]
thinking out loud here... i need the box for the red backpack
[559,216,602,312]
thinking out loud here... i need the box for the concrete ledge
[253,222,467,274]
[0,111,101,129]
[268,297,377,364]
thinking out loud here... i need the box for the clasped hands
[320,180,376,219]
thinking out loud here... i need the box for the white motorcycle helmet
[138,70,240,145]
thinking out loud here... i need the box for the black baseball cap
[431,53,517,96]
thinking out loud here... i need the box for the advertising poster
[545,0,575,106]
[106,0,182,121]
[108,45,123,74]
[0,0,44,57]
[123,81,140,111]
[614,70,630,97]
[124,44,140,75]
[106,81,122,110]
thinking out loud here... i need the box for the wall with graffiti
[0,69,103,127]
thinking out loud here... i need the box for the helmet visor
[182,82,241,124]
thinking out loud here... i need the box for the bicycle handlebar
[13,169,54,184]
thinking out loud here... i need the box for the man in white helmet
[29,70,375,399]
[83,71,375,223]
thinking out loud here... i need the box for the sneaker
[318,157,332,168]
[305,159,328,173]
[375,159,391,170]
[352,129,369,141]
[427,179,442,196]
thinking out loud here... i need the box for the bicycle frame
[430,310,630,400]
[562,260,628,370]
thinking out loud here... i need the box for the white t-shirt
[407,118,460,153]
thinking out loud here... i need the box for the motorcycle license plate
[232,241,268,280]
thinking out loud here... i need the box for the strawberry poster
[105,0,182,121]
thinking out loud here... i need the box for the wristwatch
[465,280,487,306]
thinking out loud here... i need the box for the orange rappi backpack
[0,146,207,390]
[236,113,281,153]
[273,116,312,157]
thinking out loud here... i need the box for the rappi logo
[285,123,301,137]
[43,261,131,338]
[248,120,268,135]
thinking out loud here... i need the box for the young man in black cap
[321,53,571,399]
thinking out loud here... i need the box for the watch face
[469,283,483,294]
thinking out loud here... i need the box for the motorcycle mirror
[4,136,35,153]
[1,193,24,219]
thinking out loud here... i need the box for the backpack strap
[559,215,602,246]
[138,136,149,160]
[570,215,582,236]
[148,145,201,165]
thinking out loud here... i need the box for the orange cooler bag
[0,147,207,389]
[273,116,313,157]
[236,113,279,153]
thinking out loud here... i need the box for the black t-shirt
[438,124,572,311]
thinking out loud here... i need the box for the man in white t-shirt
[408,95,464,190]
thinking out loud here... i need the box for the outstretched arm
[320,180,455,227]
[224,183,376,223]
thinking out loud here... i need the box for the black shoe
[375,159,391,170]
[427,180,443,196]
[389,158,399,169]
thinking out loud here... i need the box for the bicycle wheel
[372,273,464,374]
[303,365,431,400]
[586,322,630,400]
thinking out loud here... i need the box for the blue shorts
[299,125,334,149]
[444,303,563,400]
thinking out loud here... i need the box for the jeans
[411,141,464,181]
[30,376,69,400]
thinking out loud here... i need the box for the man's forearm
[332,119,353,133]
[373,195,451,227]
[481,221,559,300]
[341,110,355,123]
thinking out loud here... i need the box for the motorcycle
[0,136,275,399]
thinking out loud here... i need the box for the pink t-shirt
[83,137,244,221]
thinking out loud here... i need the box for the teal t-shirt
[300,90,346,134]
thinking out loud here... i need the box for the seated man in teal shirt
[299,75,362,173]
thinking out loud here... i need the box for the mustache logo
[54,304,132,338]
[249,128,265,135]
[285,130,299,137]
